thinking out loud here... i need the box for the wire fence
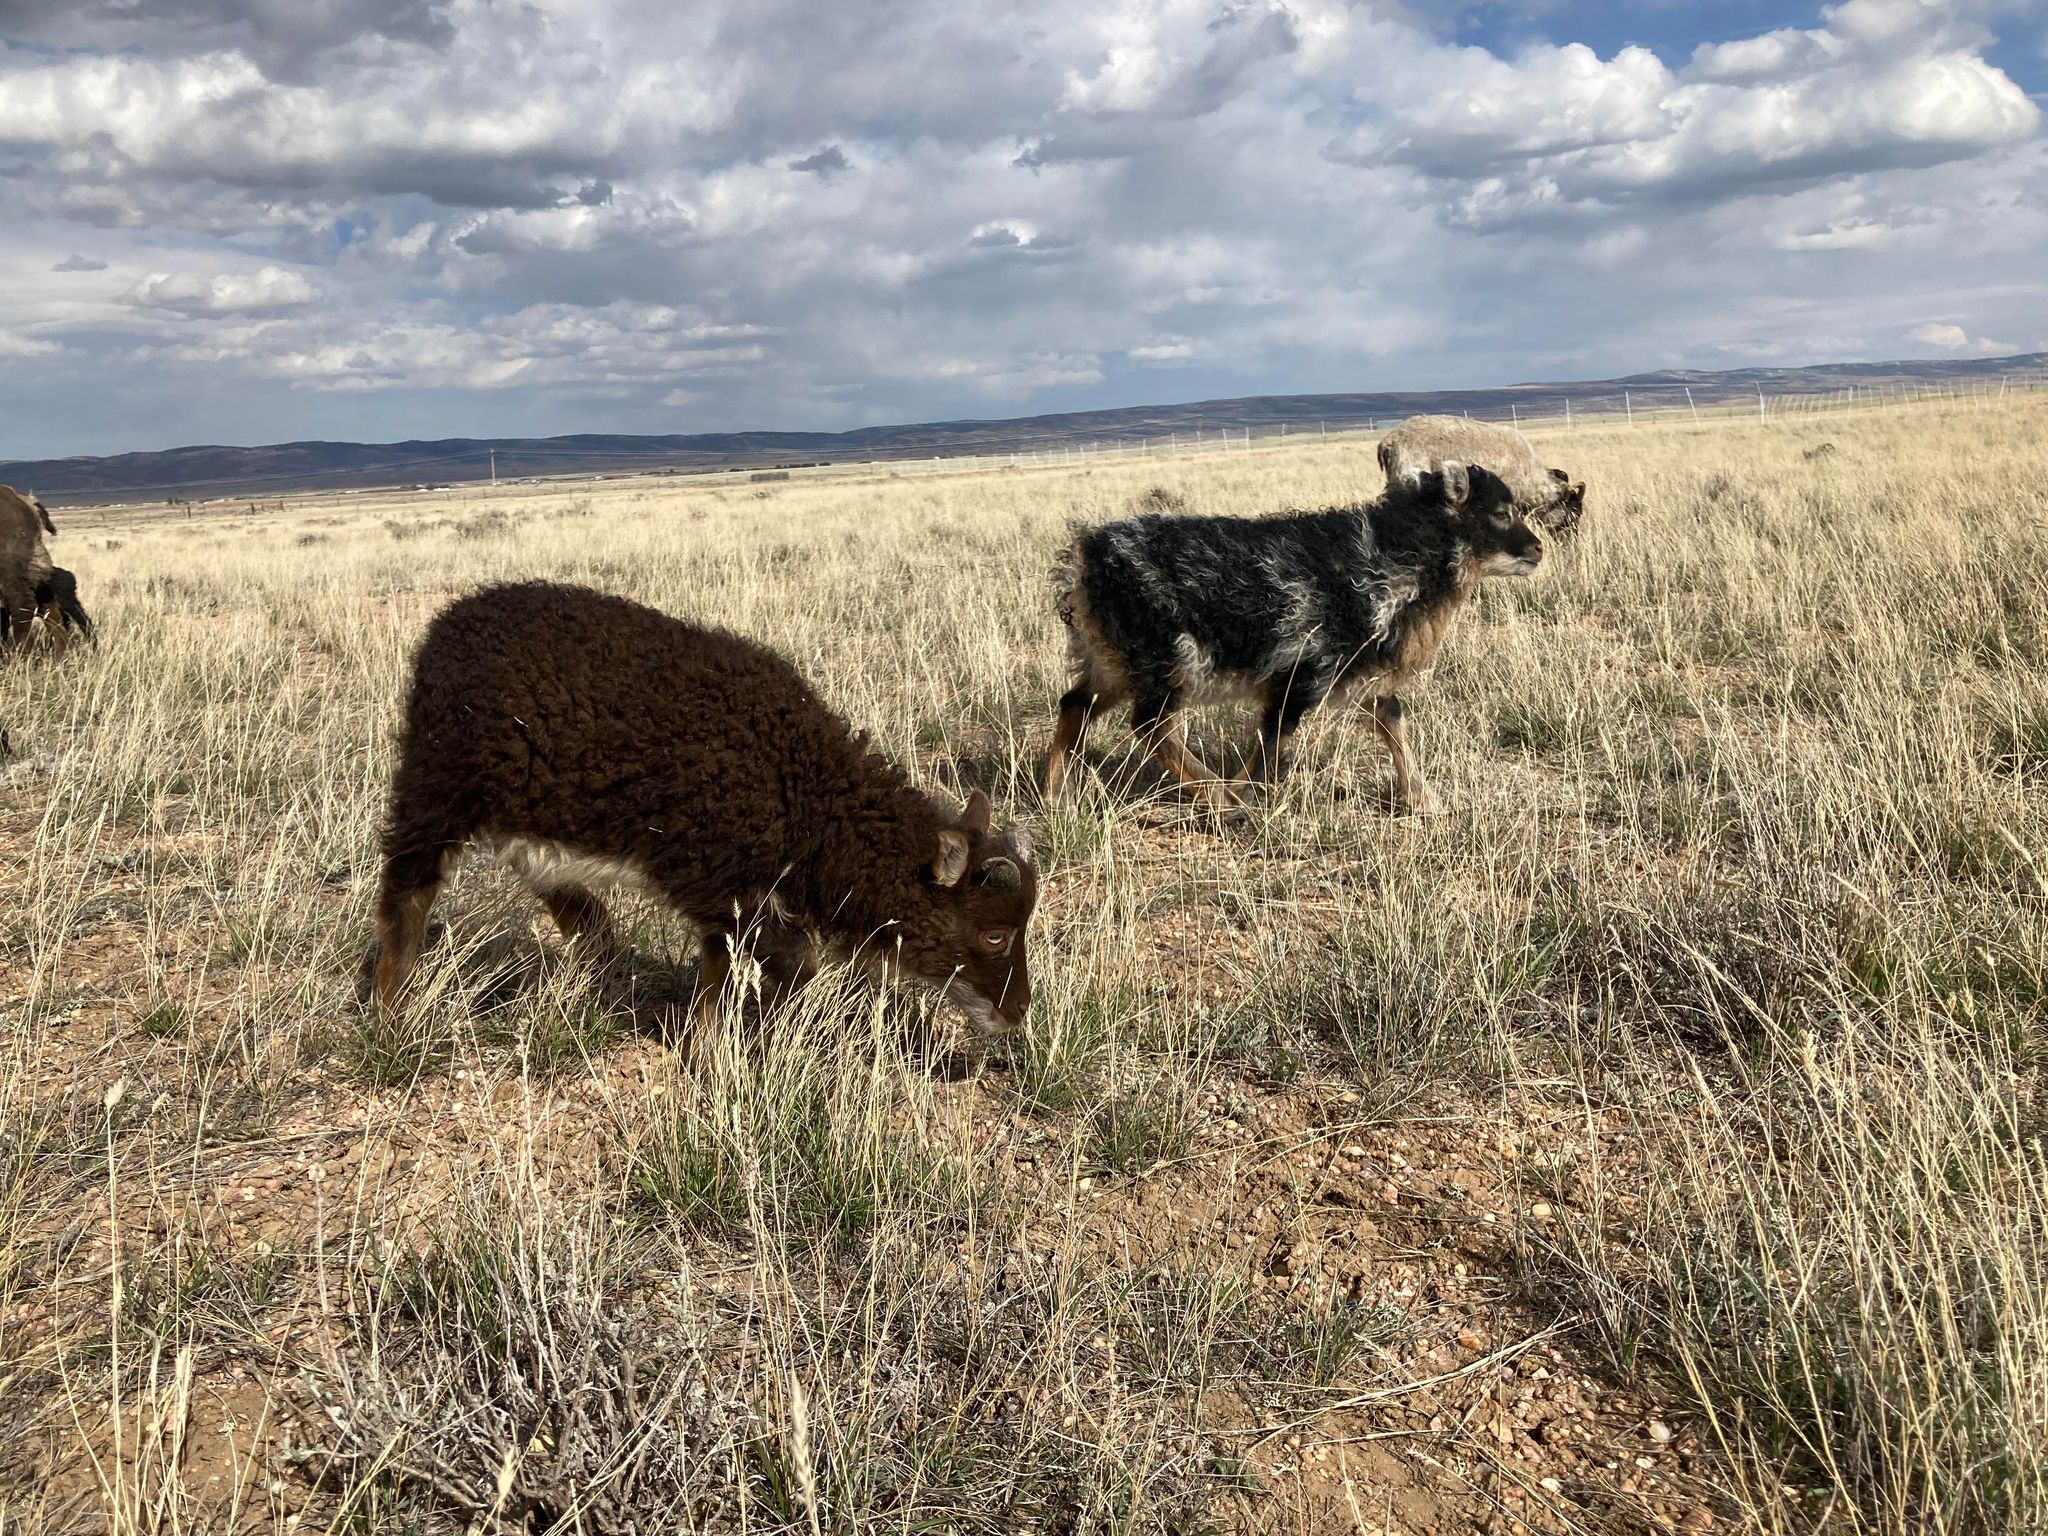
[867,370,2048,478]
[23,369,2048,507]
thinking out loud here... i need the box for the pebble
[1530,1202,1554,1221]
[1647,1419,1674,1444]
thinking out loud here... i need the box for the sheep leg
[1042,684,1100,799]
[1367,696,1443,816]
[1247,681,1325,784]
[1133,691,1236,811]
[57,590,93,644]
[1,594,29,649]
[538,884,620,967]
[373,847,453,1010]
[691,930,734,1031]
[750,913,818,1012]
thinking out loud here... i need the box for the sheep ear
[1439,460,1471,512]
[960,788,992,836]
[1549,467,1570,485]
[932,829,971,887]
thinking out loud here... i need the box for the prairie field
[2,398,2044,1535]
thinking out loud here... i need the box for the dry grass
[2,397,2043,1534]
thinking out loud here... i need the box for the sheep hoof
[1400,787,1447,818]
[1210,794,1257,833]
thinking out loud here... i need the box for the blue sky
[2,0,2043,457]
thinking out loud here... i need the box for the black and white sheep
[1043,462,1540,815]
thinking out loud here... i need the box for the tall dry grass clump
[0,393,2043,1534]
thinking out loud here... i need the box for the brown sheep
[1,486,57,647]
[374,582,1038,1035]
[1376,416,1584,536]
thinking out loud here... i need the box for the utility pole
[490,449,497,487]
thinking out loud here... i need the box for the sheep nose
[999,968,1031,1027]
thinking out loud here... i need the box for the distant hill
[8,352,2044,505]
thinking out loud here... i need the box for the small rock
[1647,1419,1674,1445]
[1530,1202,1554,1221]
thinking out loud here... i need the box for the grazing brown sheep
[1,486,57,647]
[1046,463,1540,816]
[1377,416,1584,536]
[374,582,1038,1035]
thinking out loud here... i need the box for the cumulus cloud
[0,0,455,78]
[1909,321,2017,355]
[0,327,59,358]
[123,265,320,316]
[1329,5,2038,211]
[0,0,2040,455]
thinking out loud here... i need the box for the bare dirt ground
[3,398,2043,1534]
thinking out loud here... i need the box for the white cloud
[1330,7,2038,211]
[0,0,2040,455]
[1775,219,1897,251]
[123,265,320,316]
[1908,321,2017,355]
[0,328,59,358]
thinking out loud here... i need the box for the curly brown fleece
[373,582,1036,1030]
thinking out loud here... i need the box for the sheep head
[918,788,1038,1033]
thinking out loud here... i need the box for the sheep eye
[979,928,1013,953]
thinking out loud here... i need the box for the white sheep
[1376,416,1584,536]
